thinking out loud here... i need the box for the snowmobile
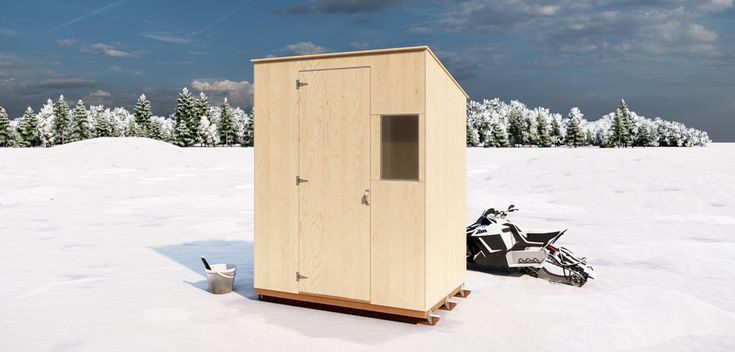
[466,205,596,287]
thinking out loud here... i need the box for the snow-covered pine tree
[467,128,480,147]
[611,99,632,147]
[565,107,586,147]
[174,118,190,146]
[148,118,164,141]
[465,101,481,147]
[7,118,21,147]
[647,124,659,147]
[197,115,218,146]
[524,108,540,146]
[70,100,91,142]
[536,113,550,147]
[19,107,39,147]
[133,94,152,137]
[218,98,238,146]
[478,115,493,147]
[174,87,196,146]
[38,99,56,147]
[242,110,254,147]
[585,126,596,146]
[491,122,509,147]
[53,95,71,144]
[194,92,209,145]
[108,107,133,137]
[550,115,563,146]
[239,110,255,147]
[94,108,113,137]
[126,119,138,137]
[0,106,10,147]
[507,106,525,146]
[174,118,189,147]
[159,116,176,142]
[635,123,652,147]
[628,111,640,147]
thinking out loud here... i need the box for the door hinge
[296,80,308,89]
[296,175,309,185]
[296,272,309,281]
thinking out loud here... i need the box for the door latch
[296,80,308,89]
[296,176,309,185]
[296,272,309,281]
[361,189,370,205]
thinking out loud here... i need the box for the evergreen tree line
[466,98,711,148]
[0,93,711,148]
[0,88,253,148]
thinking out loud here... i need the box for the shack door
[297,67,371,301]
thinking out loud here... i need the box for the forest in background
[0,91,710,148]
[467,99,710,147]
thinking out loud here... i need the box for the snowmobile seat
[526,230,566,244]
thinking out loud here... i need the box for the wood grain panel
[370,181,425,310]
[370,52,425,115]
[253,61,300,293]
[297,67,371,301]
[281,51,424,115]
[424,51,467,310]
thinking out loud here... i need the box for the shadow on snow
[152,240,256,300]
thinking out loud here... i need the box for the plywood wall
[424,51,467,310]
[254,50,427,298]
[253,62,300,293]
[254,48,466,312]
[370,181,425,310]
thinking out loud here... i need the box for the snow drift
[0,139,734,351]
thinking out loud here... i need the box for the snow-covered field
[1,138,734,352]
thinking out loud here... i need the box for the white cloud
[89,89,111,97]
[0,53,23,68]
[85,89,112,106]
[191,79,253,107]
[696,0,733,12]
[56,38,78,46]
[140,32,190,44]
[687,24,718,42]
[350,42,370,50]
[85,43,142,58]
[435,1,726,61]
[530,4,560,16]
[109,65,143,75]
[0,28,19,36]
[408,26,432,34]
[282,41,329,55]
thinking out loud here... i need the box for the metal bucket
[205,264,236,294]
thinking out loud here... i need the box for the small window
[381,115,419,180]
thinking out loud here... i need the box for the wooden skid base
[455,289,472,298]
[256,285,469,325]
[438,301,458,311]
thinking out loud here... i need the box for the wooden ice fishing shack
[252,46,469,323]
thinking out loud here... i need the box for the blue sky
[1,0,734,140]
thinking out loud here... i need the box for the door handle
[361,189,370,206]
[296,176,309,185]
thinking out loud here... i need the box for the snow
[2,139,735,351]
